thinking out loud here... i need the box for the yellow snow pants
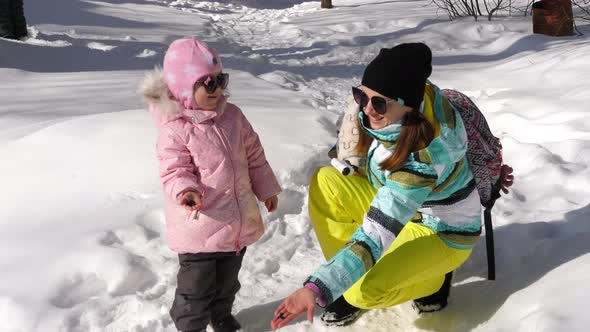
[308,166,474,309]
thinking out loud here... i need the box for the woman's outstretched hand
[271,287,317,330]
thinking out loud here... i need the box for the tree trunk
[321,0,333,9]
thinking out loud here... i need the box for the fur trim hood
[140,67,181,116]
[139,67,227,127]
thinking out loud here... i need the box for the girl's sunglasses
[197,73,229,94]
[351,86,405,115]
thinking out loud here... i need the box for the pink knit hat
[163,38,223,110]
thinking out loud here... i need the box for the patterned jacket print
[305,82,482,306]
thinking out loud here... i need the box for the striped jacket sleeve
[304,161,438,306]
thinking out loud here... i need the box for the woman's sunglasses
[351,86,404,115]
[196,73,229,94]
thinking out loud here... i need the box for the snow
[0,0,589,331]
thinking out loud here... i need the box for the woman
[271,43,512,329]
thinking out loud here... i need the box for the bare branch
[431,0,554,20]
[573,0,590,18]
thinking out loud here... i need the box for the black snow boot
[413,271,453,313]
[320,296,362,326]
[211,315,241,332]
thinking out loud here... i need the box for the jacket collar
[182,96,228,123]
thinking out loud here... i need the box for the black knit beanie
[361,43,432,109]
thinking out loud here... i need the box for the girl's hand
[265,195,279,213]
[499,164,514,194]
[271,287,316,330]
[179,191,202,211]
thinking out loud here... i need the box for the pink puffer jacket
[141,68,281,254]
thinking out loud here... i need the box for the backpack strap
[483,182,502,280]
[483,206,495,280]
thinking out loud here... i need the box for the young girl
[141,37,281,332]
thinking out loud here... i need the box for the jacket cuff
[304,282,327,308]
[175,187,204,200]
[250,164,282,201]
